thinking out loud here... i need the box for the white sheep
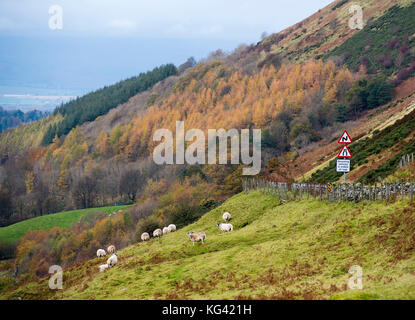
[107,245,116,254]
[96,249,107,258]
[222,212,231,222]
[153,228,162,238]
[162,227,170,235]
[107,253,118,267]
[141,232,150,241]
[168,224,177,232]
[99,264,109,272]
[217,223,233,232]
[187,232,206,246]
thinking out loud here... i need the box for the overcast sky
[0,0,334,40]
[0,0,335,93]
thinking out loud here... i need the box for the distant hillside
[0,106,48,133]
[1,192,414,300]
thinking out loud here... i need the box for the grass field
[1,192,415,300]
[0,205,131,245]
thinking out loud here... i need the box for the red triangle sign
[337,130,352,144]
[338,145,352,158]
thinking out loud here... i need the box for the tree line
[41,64,178,145]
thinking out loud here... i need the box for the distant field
[0,205,130,245]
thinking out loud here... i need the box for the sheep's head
[188,232,193,236]
[217,223,221,227]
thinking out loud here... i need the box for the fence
[398,153,415,168]
[242,178,415,202]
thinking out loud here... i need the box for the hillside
[0,205,131,260]
[0,205,130,245]
[1,191,414,300]
[289,91,415,183]
[255,0,408,63]
[1,0,415,301]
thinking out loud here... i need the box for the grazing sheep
[107,245,116,254]
[187,232,206,246]
[96,249,107,258]
[168,224,176,232]
[222,212,231,222]
[217,223,233,233]
[141,232,150,241]
[99,264,109,272]
[107,253,118,267]
[162,227,170,235]
[153,228,162,238]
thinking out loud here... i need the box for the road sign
[328,183,333,192]
[338,130,353,144]
[338,145,352,158]
[336,159,350,172]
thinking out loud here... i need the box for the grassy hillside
[0,205,130,245]
[326,1,415,78]
[257,0,406,62]
[2,192,414,300]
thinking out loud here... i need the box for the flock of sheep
[96,245,118,272]
[96,211,233,271]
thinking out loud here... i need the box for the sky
[0,0,334,103]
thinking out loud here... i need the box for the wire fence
[242,178,415,202]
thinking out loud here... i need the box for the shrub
[136,216,161,235]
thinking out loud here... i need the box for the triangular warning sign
[338,145,352,158]
[337,130,352,144]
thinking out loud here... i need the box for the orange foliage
[116,60,356,159]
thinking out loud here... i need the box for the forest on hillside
[0,107,49,133]
[41,64,178,145]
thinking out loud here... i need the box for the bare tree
[119,169,145,203]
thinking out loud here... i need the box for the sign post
[337,130,353,183]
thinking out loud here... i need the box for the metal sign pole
[344,172,346,183]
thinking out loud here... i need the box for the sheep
[96,249,107,258]
[162,227,170,235]
[141,232,150,241]
[187,232,206,246]
[222,212,231,222]
[217,223,233,233]
[168,224,176,232]
[107,245,116,254]
[107,253,118,267]
[153,228,162,238]
[99,264,109,272]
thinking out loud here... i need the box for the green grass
[1,192,415,300]
[0,205,130,245]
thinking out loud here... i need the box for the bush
[136,216,161,236]
[0,242,17,260]
[168,205,203,229]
